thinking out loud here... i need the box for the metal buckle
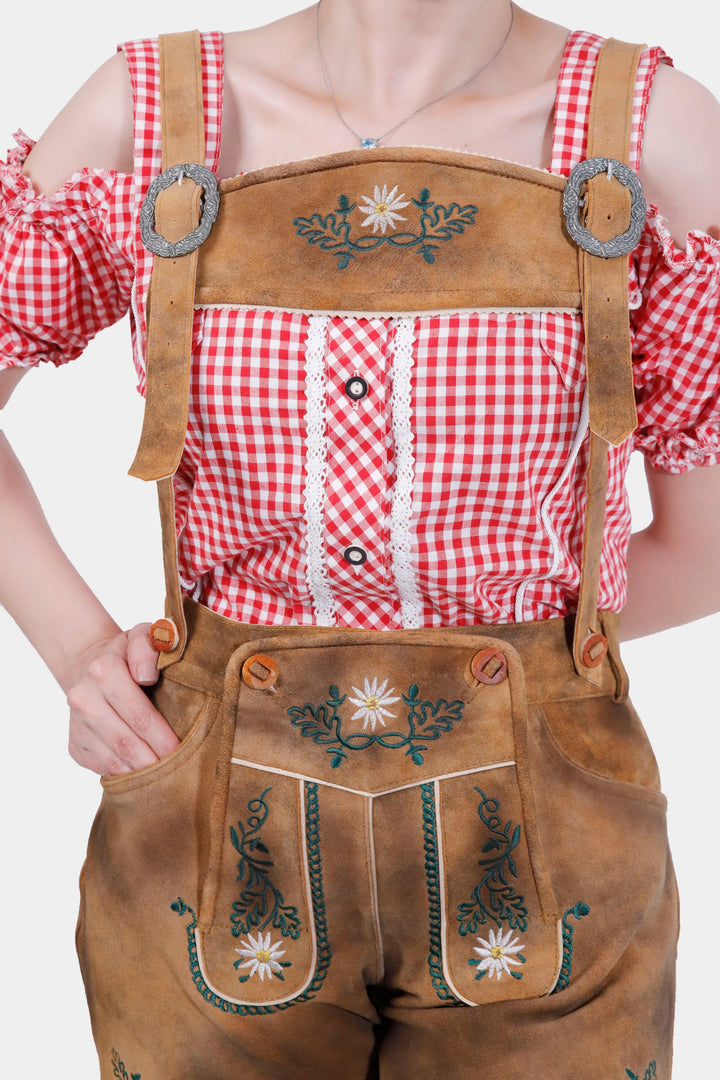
[140,163,220,257]
[562,157,646,258]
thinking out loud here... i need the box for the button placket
[323,320,394,597]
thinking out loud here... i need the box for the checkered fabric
[1,30,719,629]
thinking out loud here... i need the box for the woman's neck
[316,0,518,127]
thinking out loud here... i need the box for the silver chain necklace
[315,0,516,149]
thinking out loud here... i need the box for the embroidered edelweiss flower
[359,184,410,234]
[234,930,286,982]
[348,676,401,731]
[473,927,526,980]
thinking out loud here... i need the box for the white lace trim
[303,315,337,627]
[513,387,590,621]
[388,317,424,629]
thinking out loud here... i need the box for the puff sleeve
[630,207,720,473]
[0,131,134,372]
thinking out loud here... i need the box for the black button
[345,376,369,401]
[343,545,368,567]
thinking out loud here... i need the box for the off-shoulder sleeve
[0,131,134,372]
[629,207,720,473]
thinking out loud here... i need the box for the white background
[0,1,717,1076]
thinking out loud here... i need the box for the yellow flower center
[365,696,379,710]
[256,949,272,963]
[490,946,505,959]
[375,202,388,214]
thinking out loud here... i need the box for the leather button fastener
[345,376,369,401]
[149,618,180,653]
[471,648,508,685]
[343,545,368,567]
[581,632,608,668]
[242,654,279,691]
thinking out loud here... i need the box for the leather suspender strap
[572,38,643,685]
[129,30,205,482]
[581,38,643,447]
[130,30,206,667]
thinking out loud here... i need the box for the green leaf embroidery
[626,1065,657,1080]
[286,682,465,767]
[111,1049,141,1080]
[293,186,478,269]
[456,789,528,935]
[230,788,302,941]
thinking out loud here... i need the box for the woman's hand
[66,622,181,776]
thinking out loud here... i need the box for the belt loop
[599,611,630,703]
[155,477,189,669]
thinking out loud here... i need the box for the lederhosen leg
[75,34,677,1080]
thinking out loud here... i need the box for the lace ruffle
[634,416,720,473]
[629,204,720,302]
[1,130,119,229]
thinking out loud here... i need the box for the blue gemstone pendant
[361,138,378,149]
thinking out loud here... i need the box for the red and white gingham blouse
[1,31,719,629]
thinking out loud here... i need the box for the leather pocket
[100,675,219,795]
[535,695,666,804]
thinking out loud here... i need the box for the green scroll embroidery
[287,681,465,768]
[551,901,590,994]
[171,782,331,1014]
[111,1049,141,1080]
[420,783,462,1005]
[456,788,529,936]
[230,788,301,941]
[626,1064,657,1080]
[293,185,479,269]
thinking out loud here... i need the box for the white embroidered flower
[348,676,401,731]
[473,927,526,980]
[234,930,286,982]
[359,184,410,234]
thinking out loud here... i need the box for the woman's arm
[620,461,720,641]
[618,66,720,641]
[21,50,133,192]
[640,62,720,242]
[0,56,178,774]
[0,378,179,773]
[0,375,179,772]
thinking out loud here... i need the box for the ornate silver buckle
[562,157,646,258]
[140,163,220,257]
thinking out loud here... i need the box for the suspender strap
[572,38,643,685]
[581,38,642,447]
[131,30,206,667]
[129,30,205,481]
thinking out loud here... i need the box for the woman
[1,0,719,1075]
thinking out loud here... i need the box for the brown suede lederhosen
[76,33,677,1080]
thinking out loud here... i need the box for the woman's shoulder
[21,14,307,199]
[641,62,720,242]
[21,51,134,197]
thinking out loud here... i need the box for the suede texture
[84,32,677,1080]
[196,148,580,312]
[77,608,676,1079]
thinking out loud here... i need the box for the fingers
[66,624,181,776]
[126,621,161,684]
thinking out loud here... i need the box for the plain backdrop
[0,1,717,1076]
